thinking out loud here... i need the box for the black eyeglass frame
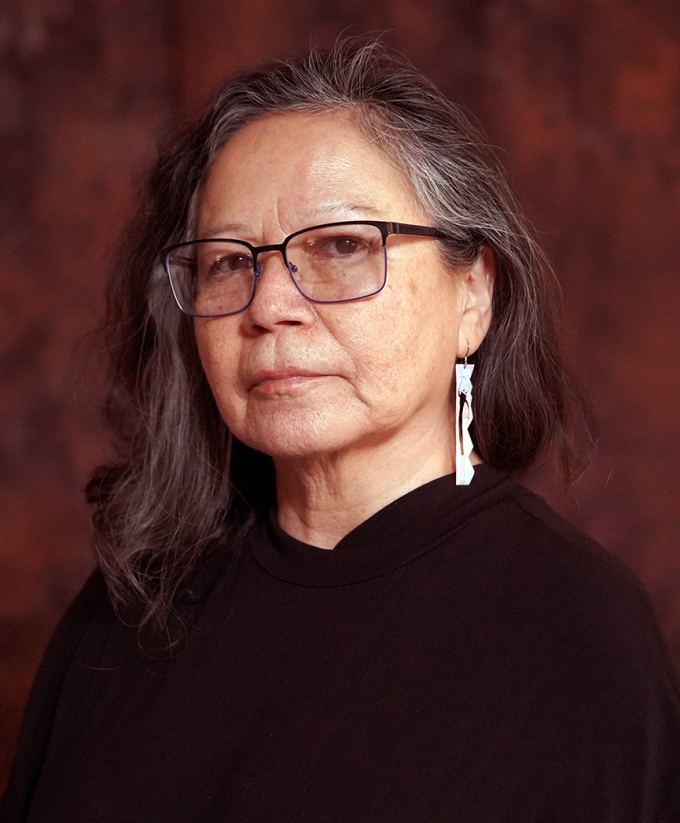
[161,220,449,319]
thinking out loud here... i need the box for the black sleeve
[0,571,109,823]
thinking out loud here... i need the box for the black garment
[3,466,680,822]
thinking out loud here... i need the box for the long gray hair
[87,39,593,644]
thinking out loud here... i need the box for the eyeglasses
[161,220,448,318]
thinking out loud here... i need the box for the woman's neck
[273,430,461,549]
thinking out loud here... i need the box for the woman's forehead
[211,110,402,180]
[198,111,426,234]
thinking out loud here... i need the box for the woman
[3,40,680,822]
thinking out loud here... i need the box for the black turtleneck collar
[252,464,515,587]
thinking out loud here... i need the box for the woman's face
[194,112,492,464]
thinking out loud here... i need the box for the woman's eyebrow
[301,201,383,219]
[198,203,385,238]
[197,221,250,238]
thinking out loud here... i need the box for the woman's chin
[233,413,362,464]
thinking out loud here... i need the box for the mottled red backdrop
[1,0,679,790]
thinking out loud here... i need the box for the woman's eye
[323,236,366,256]
[210,253,252,274]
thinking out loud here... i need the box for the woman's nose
[244,250,315,330]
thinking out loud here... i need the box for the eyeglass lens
[165,223,387,318]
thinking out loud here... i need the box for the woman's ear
[457,244,495,357]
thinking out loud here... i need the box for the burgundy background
[2,0,679,790]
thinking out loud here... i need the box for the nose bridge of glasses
[251,240,296,277]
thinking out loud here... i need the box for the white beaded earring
[455,348,475,486]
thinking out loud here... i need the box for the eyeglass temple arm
[387,222,448,239]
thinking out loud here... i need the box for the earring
[455,349,475,486]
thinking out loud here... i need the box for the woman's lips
[249,369,330,395]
